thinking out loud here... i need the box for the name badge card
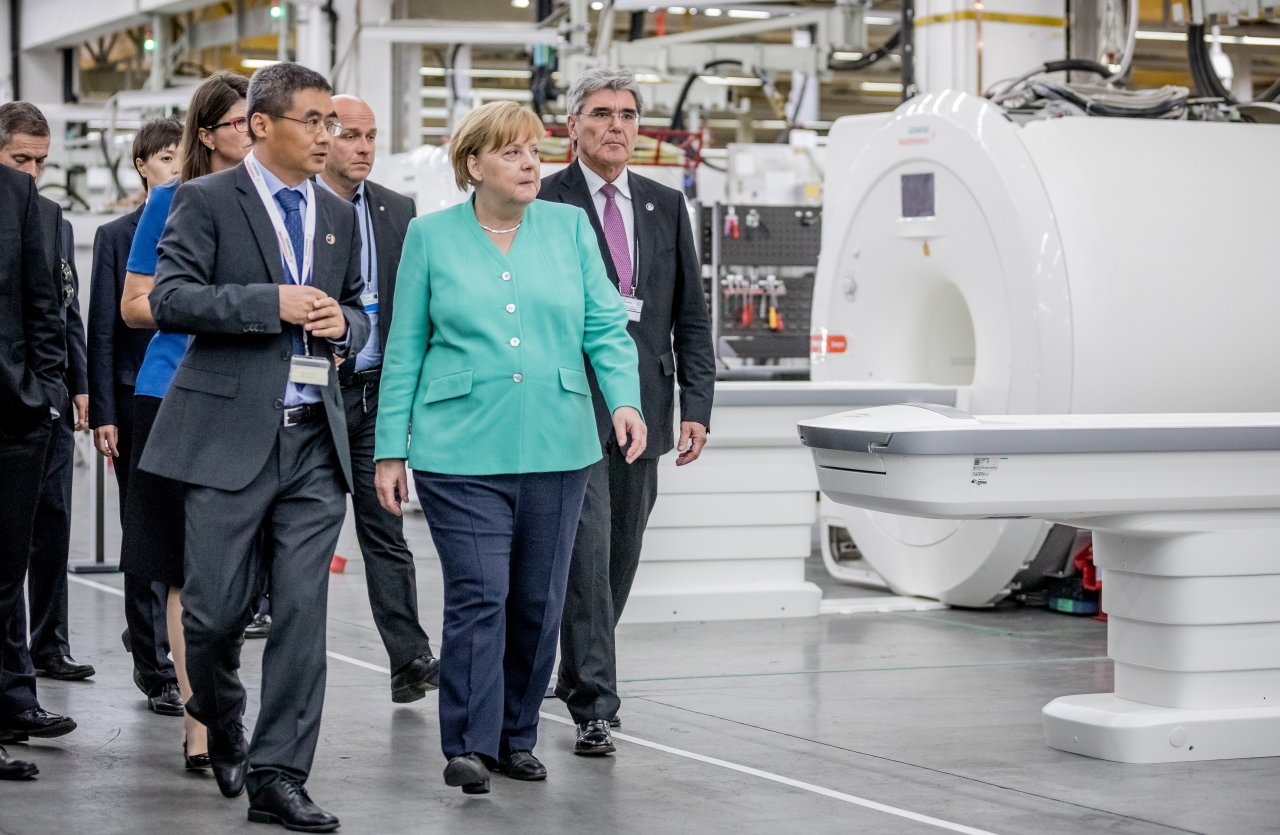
[361,291,379,314]
[289,355,331,386]
[624,296,644,322]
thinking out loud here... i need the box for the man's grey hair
[0,101,50,150]
[246,62,333,141]
[565,67,644,117]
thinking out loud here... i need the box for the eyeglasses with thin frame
[266,113,344,136]
[579,108,640,125]
[206,117,248,133]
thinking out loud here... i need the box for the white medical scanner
[800,403,1280,763]
[809,91,1280,606]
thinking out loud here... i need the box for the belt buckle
[283,406,303,427]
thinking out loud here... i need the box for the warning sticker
[971,456,999,486]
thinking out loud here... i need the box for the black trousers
[342,380,431,672]
[113,385,175,693]
[414,467,589,760]
[0,421,53,715]
[181,417,344,793]
[26,409,74,663]
[557,442,659,724]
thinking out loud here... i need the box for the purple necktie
[599,182,633,297]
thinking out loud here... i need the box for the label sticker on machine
[970,456,1006,485]
[810,333,848,354]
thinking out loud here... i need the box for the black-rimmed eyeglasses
[266,113,344,136]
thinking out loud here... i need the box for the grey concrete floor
[2,451,1277,834]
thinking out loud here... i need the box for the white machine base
[1044,693,1280,763]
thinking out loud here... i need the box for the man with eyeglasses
[316,95,439,704]
[140,63,367,832]
[539,67,715,757]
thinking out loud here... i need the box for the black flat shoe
[149,682,185,717]
[443,753,490,795]
[609,714,621,729]
[573,719,615,756]
[496,750,546,781]
[184,741,211,771]
[0,707,77,743]
[34,655,95,681]
[0,745,37,780]
[208,723,248,798]
[390,654,440,703]
[248,776,339,832]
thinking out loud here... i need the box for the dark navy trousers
[414,467,590,760]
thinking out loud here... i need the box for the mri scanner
[809,90,1280,607]
[799,404,1280,763]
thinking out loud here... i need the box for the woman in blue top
[118,70,250,772]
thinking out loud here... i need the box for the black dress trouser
[25,409,73,663]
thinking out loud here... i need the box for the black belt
[282,403,324,427]
[339,366,381,389]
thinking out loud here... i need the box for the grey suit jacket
[140,163,369,493]
[361,179,415,354]
[539,163,715,458]
[0,164,63,437]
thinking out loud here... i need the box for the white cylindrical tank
[812,91,1280,606]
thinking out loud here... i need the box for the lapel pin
[645,202,655,211]
[379,205,385,212]
[325,233,336,245]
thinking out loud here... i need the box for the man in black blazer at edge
[0,161,66,781]
[88,117,185,715]
[0,102,95,684]
[141,63,367,832]
[316,94,440,702]
[539,67,716,756]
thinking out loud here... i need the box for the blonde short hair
[449,101,545,190]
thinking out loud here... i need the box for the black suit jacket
[354,179,415,354]
[141,163,369,493]
[87,204,150,428]
[37,197,87,400]
[0,165,63,437]
[539,163,715,458]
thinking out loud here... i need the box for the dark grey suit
[142,162,368,791]
[0,165,61,717]
[25,200,85,665]
[332,178,433,675]
[540,162,715,724]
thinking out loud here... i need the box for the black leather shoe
[609,715,621,729]
[184,740,211,771]
[496,750,546,781]
[208,723,249,798]
[390,654,440,703]
[0,745,37,780]
[148,682,185,717]
[244,613,272,639]
[248,776,339,832]
[574,719,615,756]
[443,753,490,794]
[34,655,95,681]
[0,707,76,743]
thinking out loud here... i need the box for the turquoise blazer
[375,197,641,475]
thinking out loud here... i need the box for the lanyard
[243,150,316,288]
[357,190,375,298]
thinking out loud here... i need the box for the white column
[915,0,1066,96]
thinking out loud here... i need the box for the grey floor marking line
[616,655,1110,684]
[636,695,1207,835]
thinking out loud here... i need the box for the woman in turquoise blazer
[374,102,645,794]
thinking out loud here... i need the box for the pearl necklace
[478,221,521,234]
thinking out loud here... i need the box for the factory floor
[2,451,1275,834]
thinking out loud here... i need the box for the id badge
[623,296,644,322]
[361,291,379,314]
[289,355,331,386]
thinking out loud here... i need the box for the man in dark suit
[316,94,439,702]
[88,117,184,714]
[0,102,95,686]
[0,156,71,780]
[540,67,716,755]
[142,63,367,832]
